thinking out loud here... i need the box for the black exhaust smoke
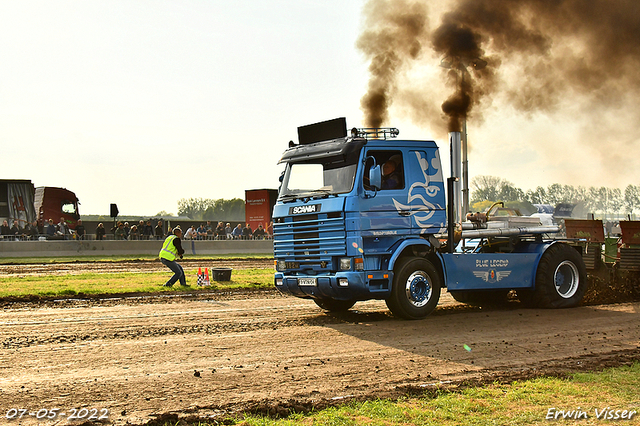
[358,0,640,136]
[357,0,429,128]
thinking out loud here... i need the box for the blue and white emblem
[392,151,445,233]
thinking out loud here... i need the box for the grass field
[0,268,274,298]
[0,254,274,298]
[178,364,640,425]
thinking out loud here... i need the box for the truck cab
[274,119,587,319]
[35,187,81,230]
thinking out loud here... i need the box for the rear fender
[526,241,581,290]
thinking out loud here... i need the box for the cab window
[363,150,404,190]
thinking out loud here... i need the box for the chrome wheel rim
[405,271,432,308]
[554,260,579,299]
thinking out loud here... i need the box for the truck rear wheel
[517,243,587,308]
[313,298,356,312]
[386,257,441,320]
[449,290,511,307]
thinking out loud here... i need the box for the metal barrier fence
[0,237,274,257]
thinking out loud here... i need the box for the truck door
[355,149,412,250]
[401,149,447,236]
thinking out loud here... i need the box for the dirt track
[1,261,639,425]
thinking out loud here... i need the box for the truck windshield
[280,162,357,199]
[61,201,77,215]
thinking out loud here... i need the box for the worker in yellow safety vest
[159,227,187,287]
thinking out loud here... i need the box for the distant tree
[471,175,509,203]
[178,198,210,220]
[498,182,525,202]
[609,188,623,218]
[466,175,638,219]
[624,184,640,216]
[525,186,547,205]
[201,198,245,221]
[587,187,604,215]
[471,175,525,204]
[177,197,245,221]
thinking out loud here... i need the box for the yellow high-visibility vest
[159,235,178,261]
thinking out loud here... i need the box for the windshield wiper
[310,189,335,199]
[280,194,300,203]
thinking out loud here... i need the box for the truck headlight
[355,257,364,271]
[338,278,349,287]
[275,278,284,286]
[276,260,286,272]
[339,258,351,270]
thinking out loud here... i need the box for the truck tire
[449,290,511,307]
[517,243,587,308]
[386,257,441,320]
[313,298,356,312]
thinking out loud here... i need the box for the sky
[1,1,638,216]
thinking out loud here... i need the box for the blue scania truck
[273,118,587,319]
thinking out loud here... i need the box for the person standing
[58,217,69,239]
[46,219,56,238]
[128,224,140,240]
[27,221,40,240]
[144,220,154,240]
[159,227,188,287]
[96,223,106,240]
[184,225,197,240]
[242,223,253,240]
[75,219,86,240]
[253,224,266,240]
[215,221,225,240]
[155,220,164,240]
[232,223,242,239]
[10,220,21,238]
[114,222,127,240]
[0,220,10,237]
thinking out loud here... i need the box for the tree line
[471,175,640,218]
[177,198,245,221]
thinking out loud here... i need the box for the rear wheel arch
[518,242,588,308]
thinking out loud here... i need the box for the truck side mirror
[369,165,382,190]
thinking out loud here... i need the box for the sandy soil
[1,261,639,425]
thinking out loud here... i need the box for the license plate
[298,277,317,286]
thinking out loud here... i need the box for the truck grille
[273,212,346,271]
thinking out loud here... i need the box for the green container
[604,237,619,263]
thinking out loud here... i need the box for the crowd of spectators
[1,218,274,241]
[180,221,272,240]
[1,217,73,241]
[111,219,166,240]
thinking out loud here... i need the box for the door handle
[398,210,411,216]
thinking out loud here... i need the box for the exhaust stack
[449,132,463,226]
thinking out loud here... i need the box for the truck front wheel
[314,298,356,312]
[386,257,441,320]
[517,243,587,308]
